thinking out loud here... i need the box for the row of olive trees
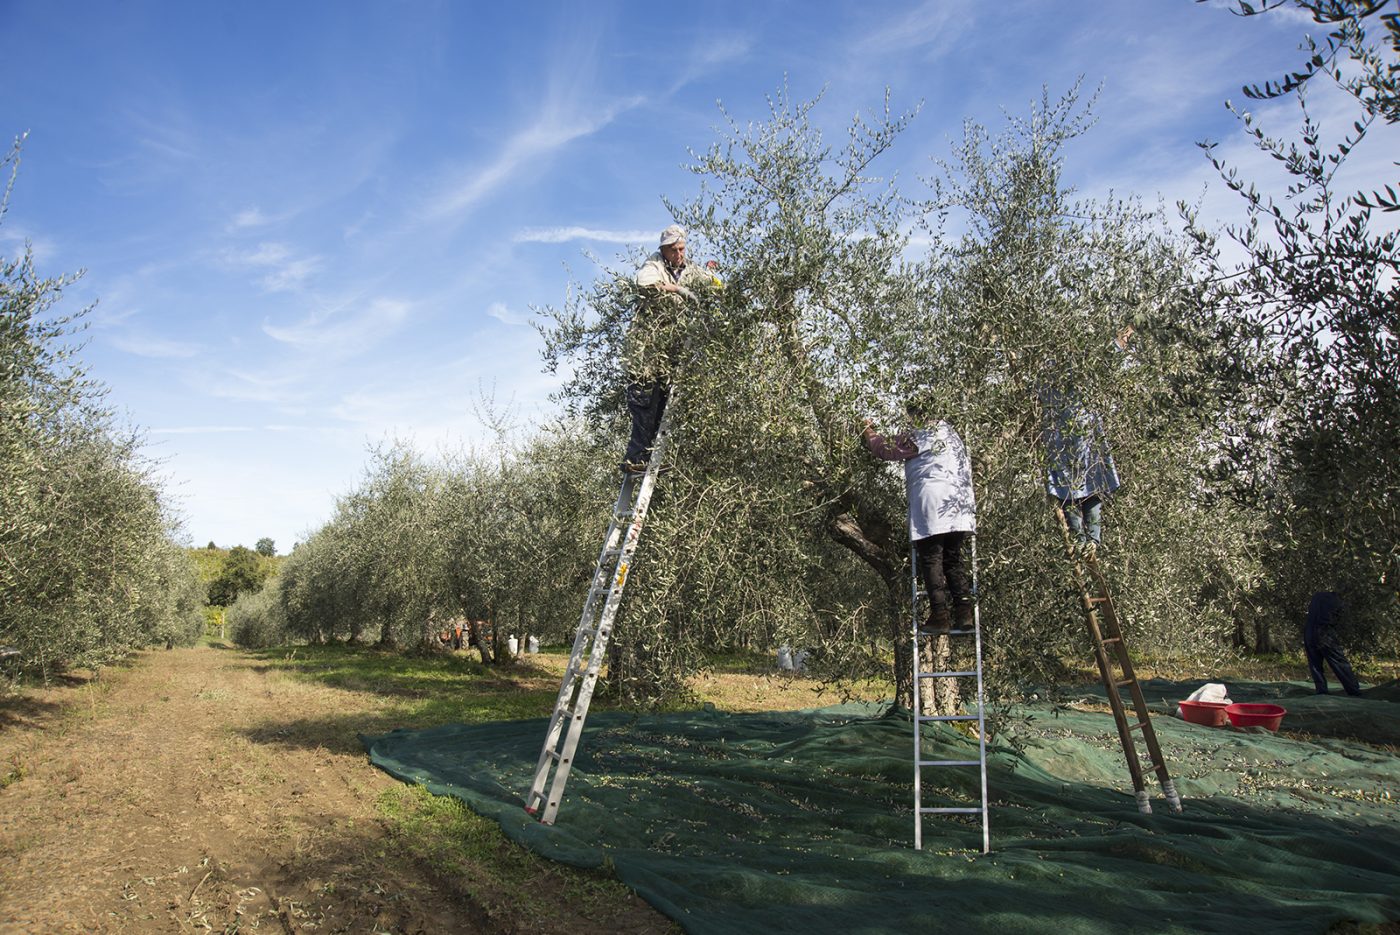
[232,72,1389,710]
[1,143,205,678]
[228,429,618,657]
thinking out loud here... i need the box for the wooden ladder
[1055,504,1183,815]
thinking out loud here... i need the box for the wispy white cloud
[107,332,203,359]
[513,226,653,244]
[230,207,269,229]
[224,241,323,292]
[263,297,412,356]
[242,243,292,265]
[853,1,974,58]
[0,226,58,264]
[427,95,646,220]
[149,425,256,435]
[486,301,532,326]
[208,367,306,405]
[261,257,322,292]
[225,206,279,232]
[134,126,197,163]
[327,331,559,445]
[665,33,754,94]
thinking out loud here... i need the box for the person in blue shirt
[1042,326,1133,549]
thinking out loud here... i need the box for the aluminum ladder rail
[1054,504,1183,815]
[911,533,990,854]
[524,393,677,825]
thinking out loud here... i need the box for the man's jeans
[622,381,669,468]
[1305,624,1363,696]
[1060,494,1103,545]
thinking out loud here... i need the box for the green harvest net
[363,678,1400,934]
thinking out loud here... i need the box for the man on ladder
[1040,328,1183,816]
[526,224,719,825]
[862,399,976,631]
[621,223,720,474]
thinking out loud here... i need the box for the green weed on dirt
[249,643,562,725]
[377,783,664,932]
[239,643,873,923]
[243,643,681,932]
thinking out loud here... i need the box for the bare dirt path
[0,645,668,934]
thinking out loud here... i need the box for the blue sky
[1,1,1390,552]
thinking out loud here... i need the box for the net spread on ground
[363,677,1399,935]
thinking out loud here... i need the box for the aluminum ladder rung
[919,759,980,767]
[921,807,982,814]
[918,714,979,723]
[917,670,978,679]
[915,628,977,637]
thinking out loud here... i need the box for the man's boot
[922,604,952,634]
[954,600,975,630]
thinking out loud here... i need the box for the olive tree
[922,87,1265,694]
[1,141,204,675]
[1187,0,1400,650]
[541,87,937,705]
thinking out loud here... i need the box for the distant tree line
[1,141,204,678]
[194,544,278,608]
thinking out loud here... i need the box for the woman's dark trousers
[915,531,971,629]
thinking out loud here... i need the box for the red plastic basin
[1180,700,1231,727]
[1225,702,1287,731]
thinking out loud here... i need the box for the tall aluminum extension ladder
[524,393,678,825]
[911,533,990,854]
[1054,505,1183,815]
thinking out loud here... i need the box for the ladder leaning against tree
[523,390,679,825]
[524,268,728,825]
[1054,503,1183,815]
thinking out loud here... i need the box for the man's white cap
[659,224,686,246]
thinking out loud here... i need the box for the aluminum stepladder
[1054,504,1182,815]
[911,532,990,854]
[524,390,678,825]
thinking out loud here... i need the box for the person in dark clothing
[1304,591,1363,696]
